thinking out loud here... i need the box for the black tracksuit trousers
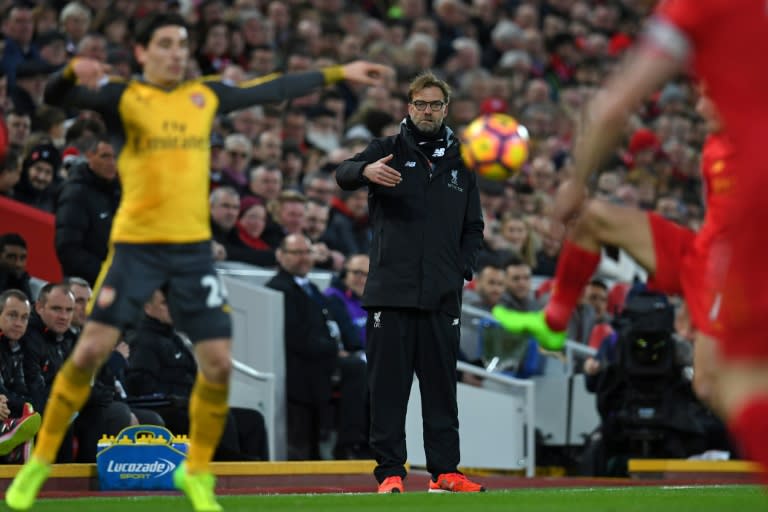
[366,308,460,483]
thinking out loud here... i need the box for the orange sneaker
[377,475,404,494]
[428,473,485,493]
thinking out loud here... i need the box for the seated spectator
[324,254,369,348]
[247,162,283,203]
[0,289,43,463]
[0,147,22,199]
[325,188,370,256]
[266,234,368,460]
[55,134,120,286]
[261,190,308,248]
[305,198,344,271]
[500,253,542,312]
[230,196,276,267]
[463,258,506,311]
[220,133,253,194]
[62,278,164,462]
[126,290,268,461]
[209,186,241,260]
[585,279,614,350]
[20,283,77,461]
[533,218,561,277]
[0,234,32,300]
[12,143,61,212]
[302,171,336,205]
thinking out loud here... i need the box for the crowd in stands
[1,0,714,464]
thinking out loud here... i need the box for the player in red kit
[494,0,768,481]
[493,92,730,408]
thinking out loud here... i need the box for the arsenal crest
[190,93,205,108]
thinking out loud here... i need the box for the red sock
[728,396,768,485]
[545,241,601,331]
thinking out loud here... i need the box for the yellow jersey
[44,65,345,243]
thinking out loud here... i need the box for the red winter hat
[479,97,509,115]
[628,128,660,155]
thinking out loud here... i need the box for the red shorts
[646,213,717,337]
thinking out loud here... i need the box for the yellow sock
[33,359,93,464]
[186,372,229,473]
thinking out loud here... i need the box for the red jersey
[648,0,768,355]
[694,133,733,254]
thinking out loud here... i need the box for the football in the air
[460,113,530,180]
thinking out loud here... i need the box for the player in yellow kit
[5,12,391,512]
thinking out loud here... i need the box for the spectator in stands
[0,289,42,463]
[230,196,276,267]
[500,253,541,312]
[5,109,31,152]
[304,199,344,271]
[10,59,57,117]
[261,190,308,248]
[0,147,22,198]
[62,277,164,462]
[55,134,120,286]
[302,171,336,205]
[35,30,68,67]
[247,162,282,203]
[251,130,282,167]
[64,276,89,335]
[0,233,32,300]
[0,3,39,87]
[533,217,561,277]
[59,2,91,55]
[221,133,252,194]
[20,283,75,461]
[585,279,614,350]
[498,212,537,269]
[463,259,506,311]
[126,290,268,461]
[13,143,61,212]
[324,254,369,348]
[325,188,370,257]
[266,234,368,460]
[209,185,241,260]
[74,33,107,64]
[22,284,76,402]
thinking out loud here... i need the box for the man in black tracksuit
[54,134,120,286]
[335,72,485,493]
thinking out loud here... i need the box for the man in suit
[265,233,368,460]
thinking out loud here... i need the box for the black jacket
[125,315,197,399]
[0,268,33,300]
[266,269,358,406]
[21,312,75,403]
[0,335,45,415]
[336,120,484,316]
[55,162,121,285]
[12,170,58,213]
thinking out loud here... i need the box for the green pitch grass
[24,485,768,511]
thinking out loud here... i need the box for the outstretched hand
[363,154,401,187]
[71,57,111,89]
[341,61,394,87]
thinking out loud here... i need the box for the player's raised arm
[209,60,394,115]
[43,57,125,115]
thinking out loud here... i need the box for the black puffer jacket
[125,315,197,399]
[0,335,45,415]
[21,312,75,404]
[336,120,484,316]
[55,162,120,285]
